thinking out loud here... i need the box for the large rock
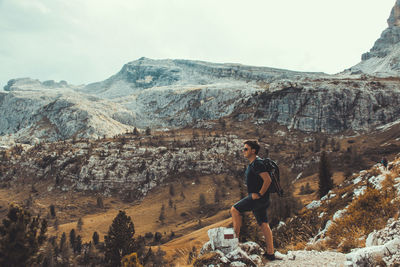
[196,227,266,267]
[205,228,239,255]
[345,238,400,267]
[347,216,400,266]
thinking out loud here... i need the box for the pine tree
[214,188,220,203]
[305,182,313,194]
[75,235,82,254]
[50,204,56,218]
[60,232,67,251]
[97,196,104,208]
[145,127,151,136]
[77,217,83,231]
[54,217,59,230]
[318,151,334,198]
[92,231,99,246]
[159,204,165,224]
[69,229,76,249]
[169,184,175,196]
[199,193,206,208]
[0,204,47,266]
[104,210,136,267]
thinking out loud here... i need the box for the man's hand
[251,193,261,200]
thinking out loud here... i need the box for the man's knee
[259,222,271,228]
[231,206,240,216]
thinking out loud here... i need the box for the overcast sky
[0,0,396,88]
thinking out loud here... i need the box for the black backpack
[258,158,284,197]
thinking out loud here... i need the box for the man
[381,157,388,171]
[230,140,279,261]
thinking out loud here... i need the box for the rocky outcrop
[195,227,348,267]
[362,0,400,60]
[249,79,400,133]
[0,133,243,198]
[349,0,400,76]
[0,79,136,143]
[195,227,265,267]
[346,218,400,266]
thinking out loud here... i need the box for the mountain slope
[0,78,136,143]
[349,0,400,76]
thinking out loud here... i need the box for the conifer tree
[50,204,56,218]
[104,210,135,267]
[97,196,104,208]
[169,184,175,196]
[318,151,334,198]
[77,217,83,231]
[199,193,206,208]
[92,231,99,246]
[75,235,82,254]
[60,232,67,251]
[159,204,165,224]
[0,204,47,266]
[69,229,76,249]
[214,188,220,203]
[145,127,151,136]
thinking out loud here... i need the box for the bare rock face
[387,0,400,27]
[2,58,400,145]
[249,80,400,133]
[350,0,400,76]
[363,0,400,60]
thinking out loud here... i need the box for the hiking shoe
[263,252,284,261]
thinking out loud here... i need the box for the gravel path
[264,251,347,267]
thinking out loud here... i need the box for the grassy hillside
[0,118,399,265]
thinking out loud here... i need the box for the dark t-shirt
[245,157,272,196]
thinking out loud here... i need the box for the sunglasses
[243,148,249,151]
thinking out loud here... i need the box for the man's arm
[252,172,272,199]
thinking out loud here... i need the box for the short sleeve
[252,160,270,175]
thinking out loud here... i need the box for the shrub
[0,204,47,266]
[326,184,399,252]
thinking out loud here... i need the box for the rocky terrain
[194,156,400,266]
[0,78,135,144]
[0,131,243,201]
[349,0,400,76]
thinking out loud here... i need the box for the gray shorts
[233,194,270,225]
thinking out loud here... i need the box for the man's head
[243,140,260,159]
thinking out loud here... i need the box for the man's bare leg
[230,206,242,238]
[260,222,274,254]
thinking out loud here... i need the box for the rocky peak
[361,0,400,61]
[349,0,400,76]
[387,0,400,27]
[81,57,324,99]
